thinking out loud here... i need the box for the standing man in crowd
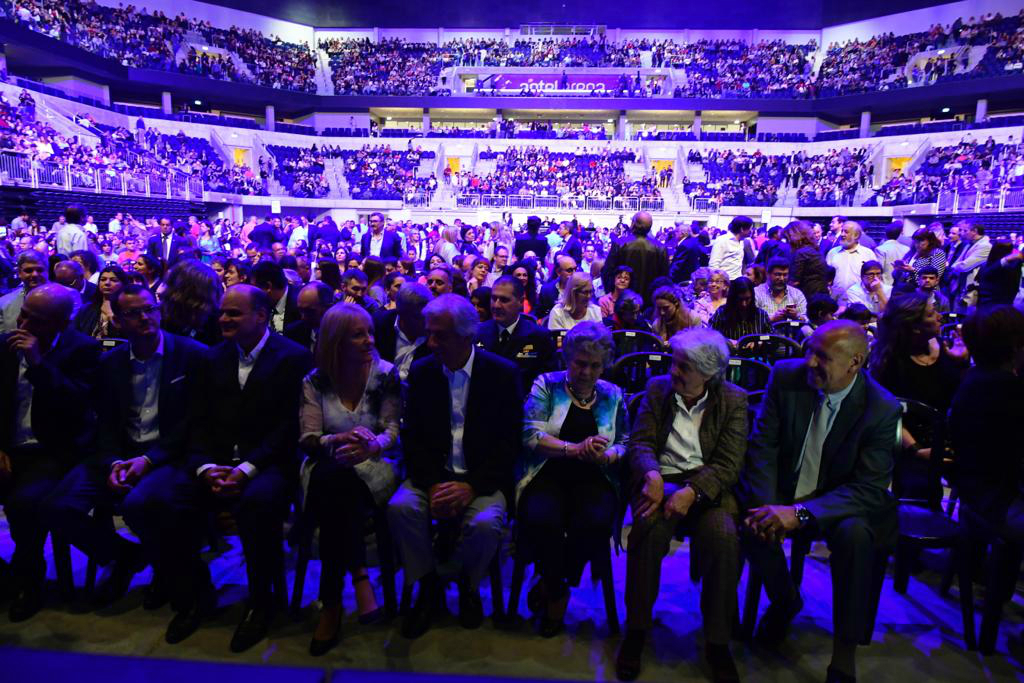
[826,221,877,299]
[947,221,991,300]
[603,211,668,306]
[55,205,88,257]
[709,216,752,282]
[361,212,403,260]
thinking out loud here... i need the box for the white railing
[447,194,666,212]
[0,152,205,201]
[692,197,719,213]
[936,187,1024,213]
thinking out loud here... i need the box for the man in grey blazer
[0,250,49,333]
[738,320,899,683]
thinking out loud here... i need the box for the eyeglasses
[120,304,159,319]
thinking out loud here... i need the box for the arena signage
[490,73,625,92]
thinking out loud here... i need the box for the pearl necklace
[566,380,597,408]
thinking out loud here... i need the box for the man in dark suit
[247,217,279,250]
[0,284,101,621]
[250,261,299,334]
[513,215,550,263]
[372,282,432,380]
[475,275,554,395]
[309,218,341,251]
[558,221,584,266]
[669,228,710,284]
[755,226,793,266]
[42,285,208,609]
[603,211,669,306]
[146,217,190,267]
[361,211,403,260]
[537,254,577,320]
[388,294,523,639]
[738,320,900,683]
[284,281,333,353]
[158,285,312,650]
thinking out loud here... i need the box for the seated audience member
[508,260,540,316]
[135,254,165,297]
[425,264,455,298]
[251,260,300,333]
[838,261,890,316]
[598,266,634,318]
[388,294,522,639]
[470,286,492,322]
[160,285,312,650]
[975,239,1024,308]
[651,286,699,342]
[538,255,578,320]
[604,290,654,333]
[43,285,208,608]
[73,265,128,339]
[476,275,555,395]
[868,292,967,498]
[755,258,808,323]
[744,264,766,288]
[738,320,900,683]
[0,284,101,621]
[372,283,432,381]
[548,272,602,330]
[223,258,251,287]
[520,322,626,637]
[0,250,49,332]
[694,269,730,325]
[950,305,1024,542]
[467,257,491,294]
[710,276,773,344]
[53,259,95,312]
[341,268,381,314]
[285,282,334,353]
[801,294,840,340]
[617,328,748,682]
[679,267,710,307]
[915,266,951,315]
[382,271,407,309]
[838,303,874,333]
[301,303,402,655]
[160,260,223,346]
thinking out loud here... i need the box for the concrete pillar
[694,111,702,141]
[859,110,871,138]
[438,28,443,45]
[265,105,275,132]
[423,110,431,132]
[373,27,380,43]
[976,98,988,123]
[161,91,172,115]
[618,113,628,141]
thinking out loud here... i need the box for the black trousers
[0,446,68,587]
[306,459,375,607]
[516,458,617,596]
[743,512,895,644]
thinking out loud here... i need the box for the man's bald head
[805,320,869,393]
[19,283,75,339]
[54,260,84,289]
[631,211,653,236]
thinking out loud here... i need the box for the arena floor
[0,515,1021,682]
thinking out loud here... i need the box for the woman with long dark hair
[317,258,345,299]
[708,276,772,343]
[73,264,129,339]
[509,259,539,316]
[786,220,829,299]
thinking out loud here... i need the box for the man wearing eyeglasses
[42,284,209,614]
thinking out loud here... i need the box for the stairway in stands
[315,49,336,96]
[322,157,348,199]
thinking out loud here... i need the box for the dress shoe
[401,574,440,639]
[706,642,741,683]
[165,592,215,644]
[527,579,547,616]
[825,665,856,683]
[615,629,647,681]
[353,573,383,625]
[93,548,146,608]
[538,589,569,639]
[309,607,342,657]
[142,576,170,611]
[458,579,484,630]
[8,586,43,622]
[230,605,273,653]
[755,594,804,649]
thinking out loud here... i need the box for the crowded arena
[0,1,1022,682]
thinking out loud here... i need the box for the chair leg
[939,548,956,597]
[595,546,619,635]
[52,534,75,602]
[489,553,504,620]
[374,512,399,618]
[507,552,526,619]
[893,540,912,594]
[957,535,978,651]
[399,582,413,616]
[979,541,1021,655]
[290,551,309,618]
[741,567,762,641]
[85,556,99,597]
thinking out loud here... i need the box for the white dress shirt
[441,347,475,475]
[826,244,876,298]
[393,319,424,381]
[369,232,384,257]
[709,233,744,280]
[128,332,164,445]
[659,391,709,476]
[839,282,891,315]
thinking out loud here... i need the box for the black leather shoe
[165,593,215,644]
[309,608,342,657]
[458,581,484,630]
[755,594,804,649]
[825,665,856,683]
[615,629,647,681]
[93,550,146,608]
[401,575,440,639]
[142,576,170,611]
[230,606,272,653]
[8,586,43,622]
[706,643,741,683]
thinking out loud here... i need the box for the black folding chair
[611,329,665,358]
[736,334,804,365]
[609,352,672,395]
[771,320,805,342]
[724,358,772,392]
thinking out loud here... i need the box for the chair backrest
[771,320,805,342]
[724,357,772,392]
[626,390,646,426]
[735,334,804,365]
[611,329,666,358]
[100,337,129,352]
[896,397,948,510]
[746,389,765,406]
[609,351,673,395]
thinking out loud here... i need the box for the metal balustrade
[442,193,666,212]
[935,188,1024,214]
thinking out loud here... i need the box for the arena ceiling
[202,0,954,30]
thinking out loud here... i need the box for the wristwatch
[794,504,814,528]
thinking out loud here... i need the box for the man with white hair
[825,221,877,299]
[388,294,523,639]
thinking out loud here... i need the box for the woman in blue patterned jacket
[519,321,628,637]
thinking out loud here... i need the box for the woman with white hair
[617,327,748,683]
[300,303,401,656]
[547,271,602,330]
[520,321,628,637]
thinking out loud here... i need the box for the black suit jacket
[669,236,709,284]
[147,234,190,266]
[603,233,669,305]
[81,281,98,306]
[310,223,341,250]
[513,235,550,263]
[402,349,523,498]
[94,332,208,468]
[248,223,279,249]
[273,286,300,332]
[283,319,315,353]
[738,360,900,535]
[188,332,313,474]
[474,315,555,395]
[0,328,101,459]
[361,231,403,260]
[371,309,432,366]
[560,235,583,266]
[536,279,562,319]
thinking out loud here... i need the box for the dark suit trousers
[624,472,740,643]
[306,459,375,607]
[1,447,68,586]
[517,458,617,596]
[743,514,891,644]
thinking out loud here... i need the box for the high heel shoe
[309,607,342,656]
[353,574,383,625]
[539,589,569,639]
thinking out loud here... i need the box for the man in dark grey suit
[738,320,899,683]
[602,211,668,306]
